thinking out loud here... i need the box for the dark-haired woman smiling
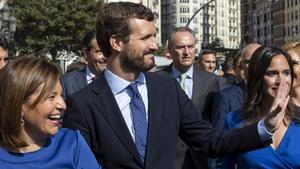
[0,56,101,169]
[216,46,300,169]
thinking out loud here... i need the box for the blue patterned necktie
[128,82,148,163]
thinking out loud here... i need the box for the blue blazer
[62,72,267,169]
[210,81,246,129]
[61,66,88,101]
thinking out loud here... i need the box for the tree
[205,37,224,50]
[154,46,167,56]
[8,0,103,61]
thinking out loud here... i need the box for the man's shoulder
[147,71,175,83]
[194,64,217,79]
[218,82,245,97]
[61,67,86,81]
[156,64,172,76]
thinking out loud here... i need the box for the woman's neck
[18,128,48,153]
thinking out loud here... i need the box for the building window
[194,28,198,33]
[180,17,188,23]
[180,0,189,3]
[193,18,198,23]
[180,7,189,13]
[264,13,267,23]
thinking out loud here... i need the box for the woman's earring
[21,112,25,126]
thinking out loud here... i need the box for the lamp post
[185,0,215,27]
[0,4,17,42]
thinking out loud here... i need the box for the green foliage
[8,0,103,60]
[154,46,167,56]
[205,38,224,50]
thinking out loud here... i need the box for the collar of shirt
[86,66,96,84]
[171,64,194,79]
[104,68,146,95]
[104,68,148,141]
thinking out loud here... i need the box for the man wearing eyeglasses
[208,43,261,169]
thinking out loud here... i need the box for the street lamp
[185,0,215,27]
[0,4,17,42]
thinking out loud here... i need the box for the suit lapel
[145,73,166,163]
[191,65,205,102]
[91,74,143,166]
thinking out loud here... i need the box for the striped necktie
[179,74,188,95]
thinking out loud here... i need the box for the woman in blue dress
[222,46,300,169]
[0,56,101,169]
[283,41,300,114]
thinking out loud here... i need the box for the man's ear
[81,47,88,61]
[110,35,123,52]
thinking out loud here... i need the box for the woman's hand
[264,78,290,133]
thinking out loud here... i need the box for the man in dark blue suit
[210,43,261,129]
[208,43,261,169]
[61,30,106,101]
[62,2,288,169]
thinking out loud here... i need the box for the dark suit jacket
[158,64,221,119]
[158,64,221,169]
[61,66,88,101]
[210,81,246,129]
[62,72,265,169]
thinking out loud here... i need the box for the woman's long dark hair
[241,46,295,124]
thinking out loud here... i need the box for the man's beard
[124,54,155,72]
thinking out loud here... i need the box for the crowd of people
[1,2,300,169]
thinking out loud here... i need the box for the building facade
[252,0,275,45]
[161,0,241,51]
[240,0,256,46]
[241,0,300,46]
[284,0,300,42]
[272,0,285,47]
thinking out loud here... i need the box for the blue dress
[222,110,300,169]
[0,128,101,169]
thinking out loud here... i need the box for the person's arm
[75,130,102,169]
[176,79,263,157]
